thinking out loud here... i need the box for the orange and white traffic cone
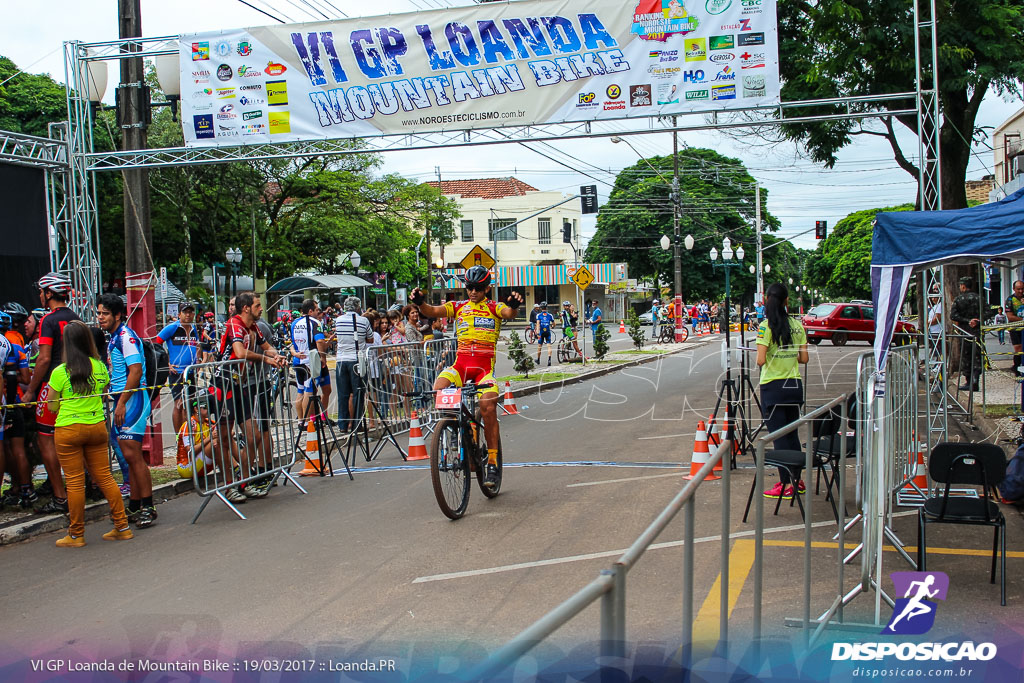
[501,382,519,415]
[619,320,626,333]
[903,440,927,494]
[299,419,322,476]
[685,421,720,481]
[407,410,429,461]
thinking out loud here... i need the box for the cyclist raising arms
[410,266,523,489]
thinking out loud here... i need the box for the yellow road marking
[692,538,756,648]
[763,539,1024,558]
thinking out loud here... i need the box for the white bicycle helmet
[36,272,72,294]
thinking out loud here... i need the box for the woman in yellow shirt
[47,321,132,546]
[756,283,809,500]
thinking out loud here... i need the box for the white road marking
[637,433,693,440]
[412,519,839,584]
[566,472,684,487]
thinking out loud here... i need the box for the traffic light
[562,221,573,243]
[815,220,827,239]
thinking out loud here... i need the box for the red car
[802,301,917,346]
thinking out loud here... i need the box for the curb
[509,339,711,401]
[0,478,195,547]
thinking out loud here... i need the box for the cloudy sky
[4,0,1020,256]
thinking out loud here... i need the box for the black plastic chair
[917,442,1007,606]
[743,411,841,524]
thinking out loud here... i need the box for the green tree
[593,323,611,359]
[507,331,535,377]
[0,57,66,137]
[627,308,645,350]
[803,204,914,299]
[584,148,782,301]
[775,0,1024,209]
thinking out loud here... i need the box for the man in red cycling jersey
[411,266,522,488]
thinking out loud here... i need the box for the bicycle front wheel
[525,328,538,344]
[430,417,471,519]
[677,325,689,342]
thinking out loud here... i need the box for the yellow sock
[487,448,498,466]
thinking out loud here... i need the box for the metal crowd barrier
[357,337,458,459]
[181,359,305,523]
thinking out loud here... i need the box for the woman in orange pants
[46,321,131,546]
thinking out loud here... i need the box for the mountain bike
[658,324,688,344]
[428,382,503,520]
[525,326,538,344]
[557,329,582,363]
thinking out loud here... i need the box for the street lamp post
[710,237,745,462]
[226,247,243,302]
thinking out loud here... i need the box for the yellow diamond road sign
[571,265,594,291]
[460,244,496,271]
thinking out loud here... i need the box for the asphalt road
[1,337,1017,678]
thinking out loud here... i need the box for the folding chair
[918,442,1007,606]
[742,411,841,524]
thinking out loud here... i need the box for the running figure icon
[883,571,949,635]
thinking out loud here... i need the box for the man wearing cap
[156,302,202,434]
[949,276,982,391]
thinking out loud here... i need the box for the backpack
[1001,443,1024,502]
[141,339,169,402]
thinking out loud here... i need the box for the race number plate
[436,387,462,410]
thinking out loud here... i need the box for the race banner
[179,0,779,147]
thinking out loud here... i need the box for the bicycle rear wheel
[429,417,471,519]
[474,409,503,498]
[525,328,538,344]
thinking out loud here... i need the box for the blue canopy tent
[871,187,1024,372]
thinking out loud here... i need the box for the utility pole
[671,117,683,342]
[119,0,161,461]
[755,182,763,305]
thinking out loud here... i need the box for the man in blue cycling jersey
[155,301,201,435]
[535,302,555,367]
[97,293,156,528]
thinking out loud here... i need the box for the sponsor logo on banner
[193,88,214,97]
[659,50,679,62]
[655,83,679,104]
[711,84,736,100]
[268,111,291,134]
[217,103,237,120]
[603,100,626,111]
[264,61,287,76]
[648,65,681,78]
[742,74,766,96]
[709,35,734,50]
[216,87,236,99]
[236,65,263,78]
[267,80,289,106]
[685,38,707,61]
[193,103,213,112]
[237,41,252,56]
[239,95,266,106]
[243,110,263,120]
[629,84,652,106]
[710,52,734,63]
[721,19,752,31]
[712,66,736,81]
[738,32,766,46]
[191,42,209,61]
[216,64,233,81]
[191,69,210,83]
[240,83,263,91]
[740,51,766,68]
[831,572,998,664]
[685,89,709,101]
[214,41,231,57]
[606,84,622,99]
[217,125,240,136]
[193,114,214,139]
[741,0,763,13]
[630,2,700,40]
[683,69,705,83]
[577,92,598,108]
[649,50,661,58]
[242,123,266,135]
[705,0,732,15]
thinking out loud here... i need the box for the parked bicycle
[658,325,689,344]
[425,381,503,519]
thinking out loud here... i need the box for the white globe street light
[709,247,718,261]
[736,245,745,261]
[749,265,756,274]
[348,250,361,269]
[660,234,671,251]
[763,263,769,273]
[684,234,694,251]
[722,245,734,261]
